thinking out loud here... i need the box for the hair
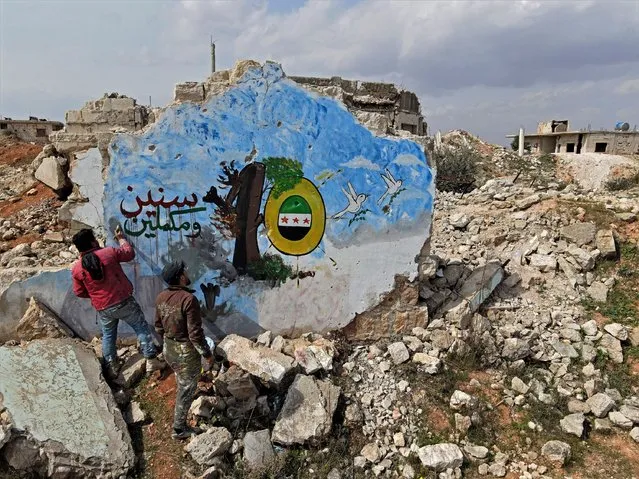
[164,261,186,286]
[72,229,104,281]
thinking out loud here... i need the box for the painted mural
[0,62,435,341]
[99,62,435,336]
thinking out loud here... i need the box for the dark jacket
[154,286,211,358]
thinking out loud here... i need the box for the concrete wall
[64,95,151,135]
[0,120,63,144]
[0,62,435,341]
[555,134,579,153]
[581,132,639,154]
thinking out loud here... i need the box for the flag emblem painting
[265,178,326,256]
[278,195,312,241]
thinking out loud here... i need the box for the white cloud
[393,154,423,167]
[616,79,639,95]
[341,156,380,171]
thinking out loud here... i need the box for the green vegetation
[434,145,481,193]
[247,253,294,285]
[263,157,304,198]
[605,172,639,191]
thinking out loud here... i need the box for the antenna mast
[210,36,216,73]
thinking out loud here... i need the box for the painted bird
[377,168,403,205]
[333,182,368,219]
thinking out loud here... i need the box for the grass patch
[605,172,639,192]
[582,243,639,326]
[557,199,616,230]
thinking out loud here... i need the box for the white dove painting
[332,181,368,219]
[377,168,403,205]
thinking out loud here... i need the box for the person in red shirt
[71,228,163,379]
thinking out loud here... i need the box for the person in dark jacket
[155,260,214,440]
[71,228,163,379]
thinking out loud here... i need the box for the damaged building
[507,119,639,155]
[0,117,64,144]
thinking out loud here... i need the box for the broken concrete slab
[217,334,295,385]
[185,427,232,466]
[456,261,504,313]
[34,156,67,191]
[0,339,134,477]
[114,353,146,388]
[595,229,617,259]
[560,222,597,246]
[271,374,340,445]
[15,297,74,341]
[243,429,274,468]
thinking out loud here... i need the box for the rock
[454,413,471,434]
[217,334,295,385]
[289,337,336,374]
[616,212,637,222]
[587,282,609,303]
[581,319,599,336]
[566,246,596,271]
[327,468,341,479]
[256,331,272,347]
[452,262,504,314]
[608,411,634,429]
[594,418,613,433]
[412,353,442,374]
[243,429,274,468]
[115,354,147,388]
[511,377,529,395]
[189,396,225,419]
[568,399,590,414]
[43,231,65,243]
[418,443,464,471]
[387,341,410,365]
[0,339,134,477]
[541,440,571,465]
[361,443,381,463]
[393,432,406,447]
[529,254,557,272]
[199,465,222,479]
[450,390,476,410]
[402,464,415,478]
[631,427,639,442]
[604,323,628,341]
[464,444,489,460]
[586,393,615,418]
[551,340,579,359]
[124,401,146,424]
[502,338,531,360]
[600,334,624,363]
[488,463,506,477]
[35,156,67,190]
[516,194,542,210]
[560,413,585,437]
[15,297,73,341]
[345,403,364,425]
[450,213,471,229]
[561,222,596,246]
[216,366,258,401]
[596,230,617,259]
[271,374,340,445]
[185,427,233,466]
[619,405,639,424]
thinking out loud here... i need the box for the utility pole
[518,127,525,157]
[210,36,216,74]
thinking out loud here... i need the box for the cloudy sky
[1,0,638,144]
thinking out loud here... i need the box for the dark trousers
[163,337,201,430]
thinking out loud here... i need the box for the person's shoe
[171,426,202,440]
[103,360,121,380]
[146,357,166,374]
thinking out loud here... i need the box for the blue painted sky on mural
[105,62,433,276]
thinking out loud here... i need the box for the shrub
[605,172,639,191]
[434,146,481,193]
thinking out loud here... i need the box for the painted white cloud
[341,156,381,171]
[393,154,423,167]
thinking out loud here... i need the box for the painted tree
[203,157,303,275]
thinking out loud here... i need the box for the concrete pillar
[518,128,524,157]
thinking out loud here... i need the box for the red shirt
[71,239,135,311]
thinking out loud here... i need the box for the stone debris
[185,427,233,466]
[124,401,146,424]
[15,297,74,341]
[560,413,585,437]
[387,341,410,364]
[243,429,274,468]
[34,156,67,191]
[271,374,340,445]
[586,393,615,418]
[541,440,571,465]
[217,334,295,385]
[418,443,464,471]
